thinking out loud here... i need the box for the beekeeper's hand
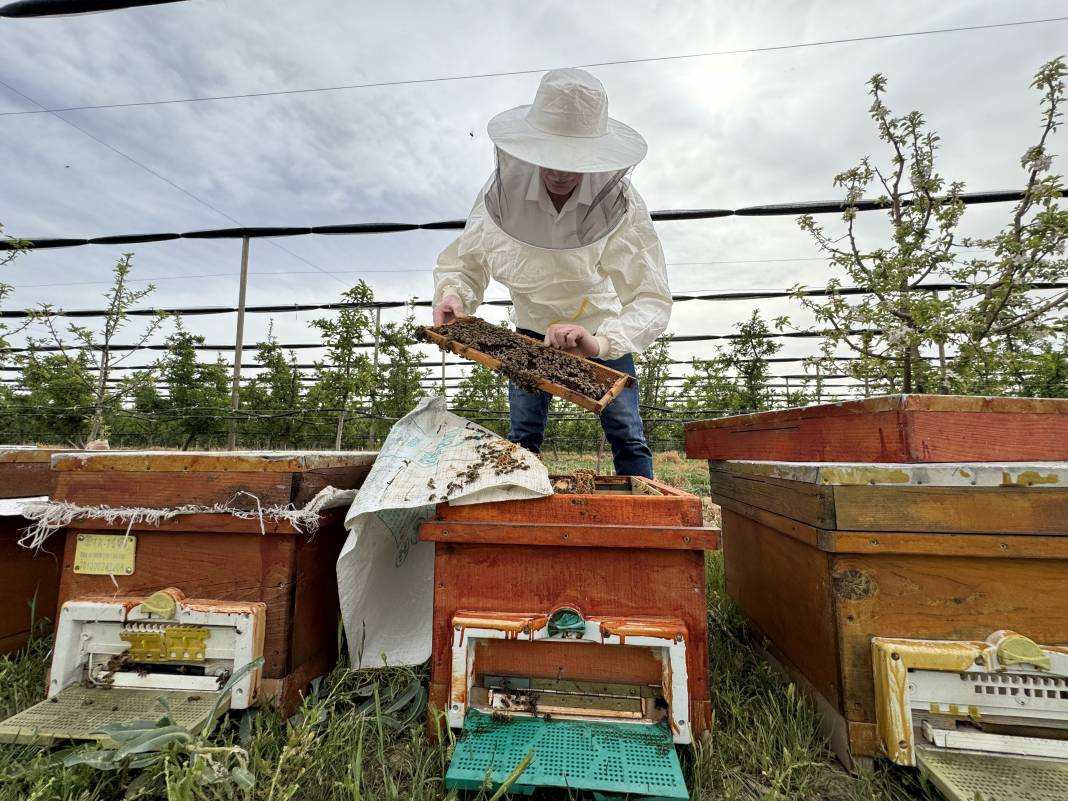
[433,294,465,326]
[544,323,600,358]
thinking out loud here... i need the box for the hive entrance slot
[477,677,662,723]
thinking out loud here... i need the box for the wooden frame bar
[420,322,634,414]
[420,521,720,550]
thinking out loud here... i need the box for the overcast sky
[0,0,1065,394]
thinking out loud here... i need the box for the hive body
[685,395,1068,769]
[48,450,375,713]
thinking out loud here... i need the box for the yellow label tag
[73,533,137,575]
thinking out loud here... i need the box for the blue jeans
[508,329,654,478]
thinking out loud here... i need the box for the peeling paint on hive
[820,467,911,485]
[1002,470,1061,486]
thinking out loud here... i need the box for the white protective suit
[433,68,671,361]
[433,172,672,361]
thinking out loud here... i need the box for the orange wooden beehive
[0,447,67,654]
[47,449,375,714]
[684,394,1068,463]
[0,447,68,499]
[685,395,1068,770]
[421,475,719,743]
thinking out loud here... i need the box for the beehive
[0,446,67,499]
[685,395,1068,770]
[421,475,719,742]
[0,447,68,654]
[685,394,1068,463]
[48,450,375,713]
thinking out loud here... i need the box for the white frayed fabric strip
[17,485,359,551]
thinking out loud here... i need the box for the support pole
[227,236,250,451]
[369,305,382,449]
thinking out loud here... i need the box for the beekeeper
[432,68,671,479]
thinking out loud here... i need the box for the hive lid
[51,450,377,472]
[49,450,378,511]
[445,709,687,798]
[713,460,1068,488]
[684,394,1068,464]
[0,447,72,499]
[0,446,71,464]
[0,686,227,745]
[917,749,1068,801]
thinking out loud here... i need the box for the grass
[0,453,944,801]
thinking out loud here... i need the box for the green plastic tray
[446,709,688,799]
[918,748,1068,801]
[0,686,226,745]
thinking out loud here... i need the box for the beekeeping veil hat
[485,68,648,249]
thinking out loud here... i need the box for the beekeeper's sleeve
[433,200,491,314]
[592,192,672,360]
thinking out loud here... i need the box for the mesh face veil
[484,148,631,250]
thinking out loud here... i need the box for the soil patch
[418,317,613,400]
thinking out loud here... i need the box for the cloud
[1,0,1065,383]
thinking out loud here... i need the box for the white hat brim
[487,105,648,173]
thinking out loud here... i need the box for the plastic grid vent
[0,686,224,745]
[918,749,1068,801]
[445,710,687,798]
[962,672,1068,701]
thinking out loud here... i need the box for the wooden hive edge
[51,451,376,473]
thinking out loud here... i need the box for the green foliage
[155,319,231,449]
[241,322,306,448]
[307,282,377,449]
[30,254,167,442]
[725,311,783,411]
[948,58,1068,395]
[796,72,965,393]
[677,312,790,416]
[451,364,509,437]
[634,334,674,445]
[0,222,31,359]
[1015,333,1068,397]
[373,310,428,432]
[798,58,1068,397]
[677,354,738,414]
[10,351,95,441]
